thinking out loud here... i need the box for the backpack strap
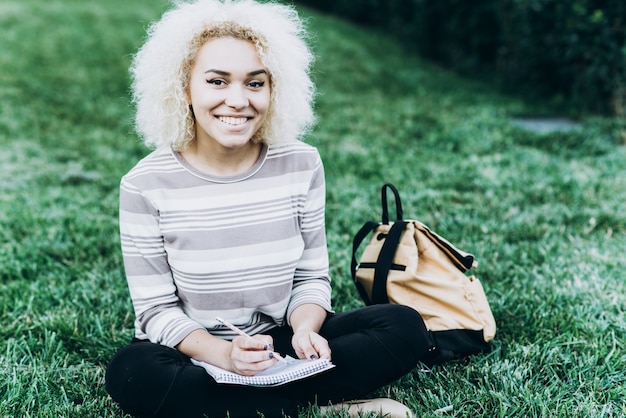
[381,183,403,224]
[352,183,407,305]
[370,220,408,304]
[351,221,379,279]
[351,221,379,303]
[351,183,405,282]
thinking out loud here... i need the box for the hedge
[296,0,626,116]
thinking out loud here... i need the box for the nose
[224,85,248,109]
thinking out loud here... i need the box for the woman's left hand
[291,328,331,361]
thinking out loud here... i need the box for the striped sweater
[119,141,333,348]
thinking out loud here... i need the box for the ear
[186,92,193,113]
[184,88,192,107]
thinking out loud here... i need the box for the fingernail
[269,352,274,359]
[263,345,268,350]
[310,354,319,360]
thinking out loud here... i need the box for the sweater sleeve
[119,177,204,347]
[286,155,334,322]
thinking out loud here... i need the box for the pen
[216,317,288,363]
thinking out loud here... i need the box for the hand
[229,334,277,376]
[291,328,331,361]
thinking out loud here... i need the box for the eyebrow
[204,69,268,77]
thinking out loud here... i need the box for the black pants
[105,304,429,418]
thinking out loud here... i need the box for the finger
[232,352,278,376]
[297,332,331,361]
[231,336,279,364]
[233,335,273,351]
[293,332,321,360]
[310,334,331,360]
[253,334,275,352]
[291,333,309,359]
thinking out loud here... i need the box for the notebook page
[191,355,334,387]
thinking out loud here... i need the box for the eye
[248,81,265,89]
[207,78,227,86]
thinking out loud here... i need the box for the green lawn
[1,1,625,417]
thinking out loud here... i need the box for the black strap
[381,183,403,224]
[352,183,407,305]
[371,221,408,304]
[351,221,379,281]
[350,221,379,304]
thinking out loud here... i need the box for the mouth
[218,116,250,126]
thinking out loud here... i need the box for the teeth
[219,116,248,125]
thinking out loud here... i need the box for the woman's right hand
[229,334,278,376]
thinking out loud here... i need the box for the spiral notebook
[191,355,334,387]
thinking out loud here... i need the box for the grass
[1,0,625,417]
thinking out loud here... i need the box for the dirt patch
[510,117,581,134]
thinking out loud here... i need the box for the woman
[105,1,430,416]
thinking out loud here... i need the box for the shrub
[296,0,626,116]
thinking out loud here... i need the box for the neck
[181,140,262,177]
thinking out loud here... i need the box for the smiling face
[187,37,271,153]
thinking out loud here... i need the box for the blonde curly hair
[130,0,316,150]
